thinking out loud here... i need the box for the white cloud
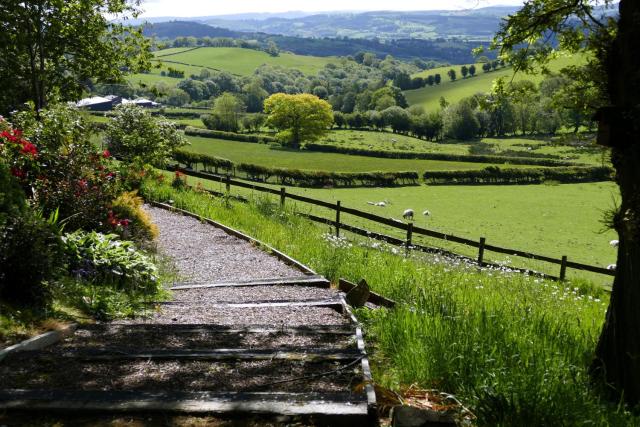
[139,0,524,17]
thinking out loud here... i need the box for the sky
[139,0,525,18]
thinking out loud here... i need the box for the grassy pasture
[183,135,538,172]
[179,169,617,284]
[127,47,336,86]
[141,180,636,425]
[405,55,582,111]
[319,130,608,165]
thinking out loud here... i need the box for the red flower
[20,141,38,157]
[119,219,130,227]
[10,167,25,178]
[102,150,111,159]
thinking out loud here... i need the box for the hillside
[199,7,520,41]
[127,47,336,86]
[141,21,491,63]
[405,54,583,111]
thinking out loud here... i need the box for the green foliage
[424,165,614,185]
[209,92,245,132]
[105,104,187,165]
[62,231,159,295]
[443,102,480,140]
[0,156,26,226]
[110,191,159,243]
[264,93,334,148]
[185,126,276,143]
[0,209,64,308]
[0,0,152,114]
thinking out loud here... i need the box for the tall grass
[141,180,638,425]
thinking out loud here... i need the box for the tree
[0,0,152,114]
[447,69,457,81]
[482,62,492,73]
[264,93,333,149]
[461,65,469,78]
[426,75,435,86]
[434,74,442,85]
[494,0,640,405]
[212,93,245,132]
[442,103,480,140]
[381,106,410,133]
[469,64,477,77]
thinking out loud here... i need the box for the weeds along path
[0,206,376,425]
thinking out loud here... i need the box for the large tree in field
[264,93,333,149]
[0,0,152,114]
[494,0,640,405]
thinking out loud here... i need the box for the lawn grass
[405,54,583,111]
[183,135,538,172]
[140,179,637,426]
[127,47,336,86]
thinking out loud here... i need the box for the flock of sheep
[366,200,430,221]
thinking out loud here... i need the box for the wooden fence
[173,167,615,282]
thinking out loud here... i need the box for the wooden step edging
[149,201,317,276]
[0,389,370,417]
[82,324,357,335]
[171,275,330,290]
[339,278,397,308]
[0,324,77,363]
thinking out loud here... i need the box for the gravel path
[146,205,300,283]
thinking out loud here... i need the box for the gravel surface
[58,325,356,351]
[1,354,364,394]
[116,306,350,326]
[145,205,301,283]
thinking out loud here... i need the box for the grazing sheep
[610,239,619,247]
[423,209,431,216]
[402,209,414,220]
[607,264,616,271]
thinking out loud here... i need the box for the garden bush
[0,210,64,308]
[62,231,159,294]
[105,104,186,165]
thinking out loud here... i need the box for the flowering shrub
[6,105,122,231]
[109,191,158,242]
[172,170,188,189]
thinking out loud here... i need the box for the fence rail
[171,167,615,282]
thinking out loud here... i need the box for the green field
[319,130,607,165]
[184,135,539,172]
[180,169,617,283]
[405,55,582,111]
[128,47,336,86]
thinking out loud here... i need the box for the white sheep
[402,209,414,220]
[610,239,619,247]
[607,264,616,271]
[423,209,431,216]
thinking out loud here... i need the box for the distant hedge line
[423,166,614,185]
[185,127,277,143]
[172,150,419,187]
[304,143,577,167]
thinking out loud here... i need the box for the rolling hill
[404,54,583,111]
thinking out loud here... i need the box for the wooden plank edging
[0,324,77,362]
[338,278,397,309]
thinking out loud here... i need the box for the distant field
[184,135,538,172]
[127,47,336,86]
[405,55,582,111]
[319,130,607,165]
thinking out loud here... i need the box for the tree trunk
[591,0,640,405]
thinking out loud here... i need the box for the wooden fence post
[560,255,568,281]
[225,174,231,193]
[280,187,286,208]
[335,201,341,237]
[478,237,486,266]
[406,222,413,251]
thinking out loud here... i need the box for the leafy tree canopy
[264,93,333,148]
[0,0,152,114]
